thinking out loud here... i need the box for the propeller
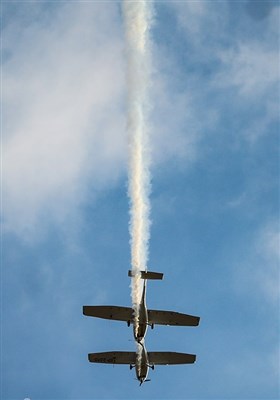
[139,379,151,386]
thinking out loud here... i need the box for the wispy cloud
[214,43,279,96]
[233,221,280,305]
[254,222,280,303]
[3,1,279,245]
[3,3,126,239]
[3,1,214,241]
[162,1,279,146]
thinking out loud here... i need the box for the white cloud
[3,1,212,241]
[225,345,279,394]
[167,0,228,57]
[3,2,126,239]
[233,222,280,305]
[214,43,279,97]
[3,2,279,243]
[149,31,220,169]
[150,76,200,166]
[260,224,280,260]
[166,1,279,145]
[168,0,226,43]
[255,223,280,303]
[213,36,279,142]
[172,0,207,35]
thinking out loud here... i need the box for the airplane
[88,341,196,386]
[83,270,200,343]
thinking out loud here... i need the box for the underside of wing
[148,309,200,326]
[83,305,133,322]
[148,352,196,365]
[88,351,136,365]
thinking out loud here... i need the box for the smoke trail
[122,1,153,335]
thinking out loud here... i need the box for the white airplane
[83,270,200,343]
[88,342,196,386]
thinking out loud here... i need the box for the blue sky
[2,1,279,399]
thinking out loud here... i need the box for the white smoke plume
[122,0,153,336]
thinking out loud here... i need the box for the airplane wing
[88,351,136,365]
[148,352,196,365]
[83,306,133,322]
[148,309,200,326]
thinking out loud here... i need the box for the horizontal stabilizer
[148,309,200,326]
[88,351,136,364]
[148,352,196,365]
[83,306,133,322]
[128,270,164,280]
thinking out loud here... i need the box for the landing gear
[130,364,135,370]
[127,321,130,327]
[151,323,154,330]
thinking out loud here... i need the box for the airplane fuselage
[133,281,148,343]
[134,344,149,385]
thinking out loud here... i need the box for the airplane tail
[128,270,164,280]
